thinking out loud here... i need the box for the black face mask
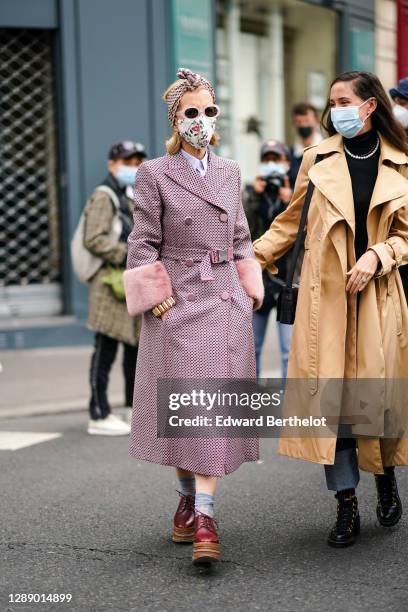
[297,126,313,138]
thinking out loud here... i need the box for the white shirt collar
[180,148,208,176]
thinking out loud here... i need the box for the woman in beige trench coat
[253,71,408,548]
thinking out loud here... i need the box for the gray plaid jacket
[83,189,141,345]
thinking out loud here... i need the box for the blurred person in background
[390,77,408,135]
[243,140,296,379]
[288,102,322,188]
[84,140,146,436]
[390,78,408,297]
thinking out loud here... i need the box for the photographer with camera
[243,140,296,379]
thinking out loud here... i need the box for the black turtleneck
[344,128,380,261]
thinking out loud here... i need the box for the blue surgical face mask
[330,99,372,139]
[259,161,288,178]
[115,164,138,187]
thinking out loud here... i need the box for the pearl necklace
[344,137,380,160]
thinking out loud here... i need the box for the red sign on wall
[398,0,408,79]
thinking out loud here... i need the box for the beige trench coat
[84,189,141,346]
[253,133,408,473]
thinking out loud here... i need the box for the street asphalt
[1,410,407,612]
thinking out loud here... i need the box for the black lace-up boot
[375,467,402,527]
[327,488,360,548]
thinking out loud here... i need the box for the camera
[261,170,285,198]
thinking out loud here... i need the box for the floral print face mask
[177,114,217,149]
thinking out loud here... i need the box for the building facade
[215,0,378,181]
[0,0,377,349]
[0,0,171,349]
[375,0,397,90]
[396,0,408,78]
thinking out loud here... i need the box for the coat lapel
[308,134,355,235]
[164,149,234,211]
[366,135,408,244]
[309,133,408,241]
[368,135,408,212]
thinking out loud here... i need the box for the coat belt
[160,244,234,281]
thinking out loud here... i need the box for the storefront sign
[350,26,375,72]
[170,0,214,81]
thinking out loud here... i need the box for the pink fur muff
[123,261,173,316]
[235,258,264,311]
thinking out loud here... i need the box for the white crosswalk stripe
[0,432,62,451]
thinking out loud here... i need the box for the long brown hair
[321,71,408,156]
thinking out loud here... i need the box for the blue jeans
[252,309,293,379]
[324,440,360,491]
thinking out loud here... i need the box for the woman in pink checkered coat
[124,68,264,566]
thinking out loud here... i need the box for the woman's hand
[346,250,380,295]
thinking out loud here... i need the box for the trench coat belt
[160,244,234,281]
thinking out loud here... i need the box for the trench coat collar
[315,132,408,165]
[164,148,232,210]
[308,133,408,234]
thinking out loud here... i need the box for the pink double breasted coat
[125,149,264,476]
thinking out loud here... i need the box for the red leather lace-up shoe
[192,512,220,565]
[172,493,195,543]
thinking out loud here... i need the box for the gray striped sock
[195,492,215,518]
[178,475,196,496]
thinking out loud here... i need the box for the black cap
[108,140,147,160]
